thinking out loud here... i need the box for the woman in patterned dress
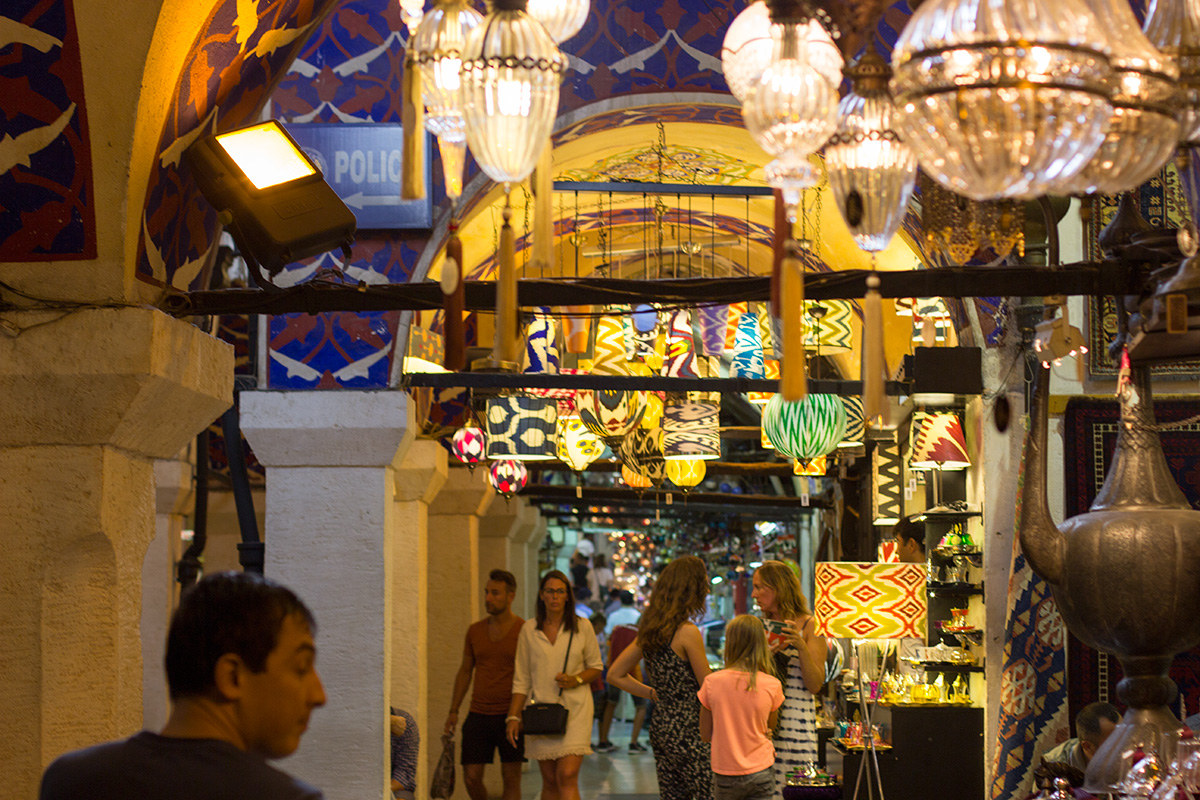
[506,571,604,800]
[607,556,713,800]
[751,560,828,799]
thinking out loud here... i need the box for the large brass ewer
[1020,364,1200,792]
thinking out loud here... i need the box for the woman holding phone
[750,561,827,798]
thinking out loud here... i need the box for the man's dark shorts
[605,683,646,707]
[461,712,525,764]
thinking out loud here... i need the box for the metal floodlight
[186,120,356,287]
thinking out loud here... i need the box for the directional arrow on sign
[343,192,404,209]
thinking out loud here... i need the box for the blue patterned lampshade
[731,309,765,379]
[486,396,558,461]
[522,308,560,374]
[662,397,721,460]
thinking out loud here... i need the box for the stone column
[241,390,415,800]
[0,308,232,798]
[477,496,520,618]
[509,504,546,619]
[143,449,195,731]
[391,438,447,797]
[425,467,493,793]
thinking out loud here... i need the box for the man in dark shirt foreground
[40,571,327,800]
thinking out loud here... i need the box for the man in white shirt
[604,591,639,635]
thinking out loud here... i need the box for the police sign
[283,122,433,230]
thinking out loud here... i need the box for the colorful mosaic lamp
[489,459,528,498]
[486,395,558,461]
[872,435,903,526]
[662,397,721,460]
[451,424,486,466]
[910,412,971,471]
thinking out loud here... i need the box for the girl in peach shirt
[698,616,785,800]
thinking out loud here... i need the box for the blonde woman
[751,561,827,798]
[608,556,713,799]
[699,615,785,800]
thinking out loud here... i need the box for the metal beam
[164,262,1138,318]
[402,371,910,395]
[552,180,774,197]
[520,484,827,510]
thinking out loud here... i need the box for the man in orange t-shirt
[444,570,524,800]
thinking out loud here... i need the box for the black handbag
[521,627,575,736]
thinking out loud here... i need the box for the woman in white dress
[752,560,828,800]
[506,570,603,800]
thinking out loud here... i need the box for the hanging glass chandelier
[410,0,483,202]
[891,0,1114,201]
[461,0,565,187]
[1049,0,1180,196]
[1143,0,1200,147]
[720,0,842,104]
[399,0,425,34]
[526,0,590,44]
[824,50,917,253]
[741,2,838,202]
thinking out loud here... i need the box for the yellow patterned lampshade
[814,562,928,639]
[793,455,827,476]
[486,396,558,461]
[666,458,707,489]
[592,314,628,376]
[556,417,603,472]
[911,412,970,470]
[749,359,780,405]
[803,300,853,354]
[726,301,748,350]
[621,464,653,489]
[641,391,664,430]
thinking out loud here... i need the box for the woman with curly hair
[751,561,827,799]
[608,556,713,799]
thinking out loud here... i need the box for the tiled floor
[519,720,660,800]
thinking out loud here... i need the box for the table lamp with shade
[909,411,970,507]
[814,562,928,800]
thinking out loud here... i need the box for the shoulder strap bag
[521,625,575,736]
